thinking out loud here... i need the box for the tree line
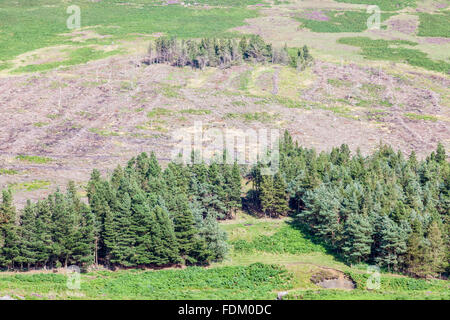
[144,35,313,70]
[0,152,241,271]
[248,131,449,277]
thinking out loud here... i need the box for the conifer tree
[425,220,446,275]
[342,213,373,264]
[272,172,289,217]
[0,190,19,269]
[172,194,198,264]
[18,201,38,269]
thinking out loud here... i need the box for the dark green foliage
[145,36,311,69]
[342,213,373,264]
[1,150,242,270]
[0,190,19,269]
[249,131,449,276]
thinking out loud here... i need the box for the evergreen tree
[425,220,446,275]
[17,201,38,269]
[375,216,408,271]
[342,213,373,264]
[0,190,19,269]
[172,194,198,264]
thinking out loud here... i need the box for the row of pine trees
[249,131,449,277]
[1,133,448,277]
[145,35,313,70]
[0,152,242,270]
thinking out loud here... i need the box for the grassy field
[417,11,450,38]
[1,212,447,300]
[0,0,258,72]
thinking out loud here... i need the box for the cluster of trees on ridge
[0,153,241,270]
[144,35,313,70]
[248,131,449,277]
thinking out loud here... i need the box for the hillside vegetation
[0,0,449,301]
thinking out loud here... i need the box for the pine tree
[404,218,427,276]
[260,175,275,217]
[172,194,198,264]
[0,190,19,269]
[272,172,289,217]
[425,220,446,276]
[342,213,373,264]
[230,162,242,212]
[375,216,408,271]
[299,185,342,245]
[34,200,53,268]
[110,177,135,267]
[17,201,38,269]
[129,182,158,266]
[154,206,180,265]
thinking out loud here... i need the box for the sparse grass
[15,155,53,164]
[9,180,51,192]
[0,169,19,175]
[180,109,212,115]
[33,122,49,128]
[404,112,438,122]
[89,128,120,137]
[327,78,352,88]
[159,84,182,98]
[224,111,279,123]
[147,107,173,118]
[238,70,252,91]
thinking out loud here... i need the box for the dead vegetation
[0,50,448,207]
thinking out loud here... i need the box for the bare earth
[0,51,449,207]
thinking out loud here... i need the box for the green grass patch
[89,128,120,137]
[183,0,266,6]
[147,107,173,118]
[231,224,327,255]
[9,180,51,192]
[338,37,450,73]
[0,1,258,69]
[0,169,19,175]
[224,111,280,123]
[327,78,353,88]
[159,84,182,99]
[0,263,293,300]
[417,12,450,38]
[33,122,49,128]
[404,112,438,122]
[180,109,212,115]
[334,0,416,11]
[15,155,53,164]
[12,47,121,73]
[296,10,394,33]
